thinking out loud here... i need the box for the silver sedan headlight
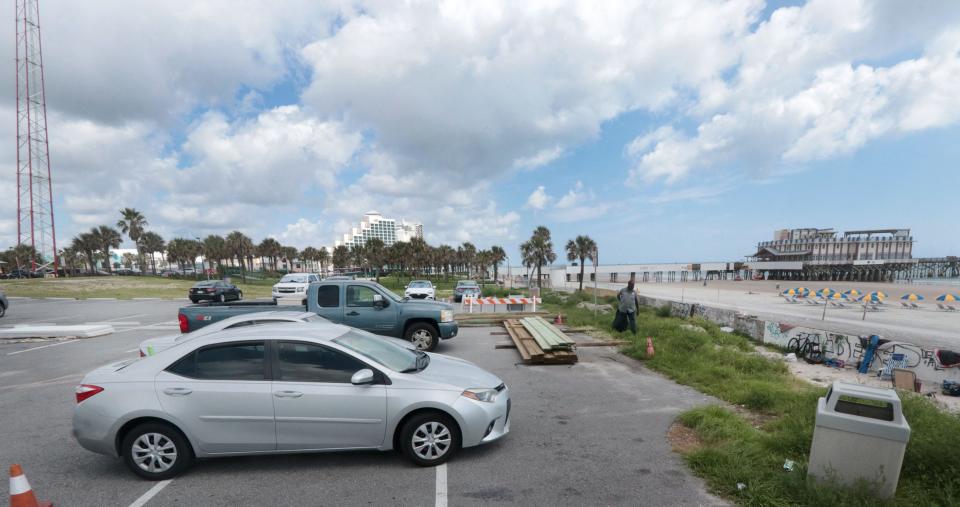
[440,309,454,322]
[461,388,498,403]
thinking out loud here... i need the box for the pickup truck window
[317,285,339,308]
[346,285,377,307]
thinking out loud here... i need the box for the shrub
[656,304,672,318]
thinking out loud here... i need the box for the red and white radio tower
[15,0,57,272]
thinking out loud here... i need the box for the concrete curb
[86,298,117,301]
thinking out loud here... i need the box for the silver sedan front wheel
[132,433,178,473]
[412,422,452,460]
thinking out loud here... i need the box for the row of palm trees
[55,209,513,283]
[518,225,598,291]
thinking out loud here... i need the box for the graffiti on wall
[762,322,959,382]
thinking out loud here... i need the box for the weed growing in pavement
[544,291,960,506]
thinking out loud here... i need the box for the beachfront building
[549,262,746,288]
[747,228,915,281]
[335,211,423,248]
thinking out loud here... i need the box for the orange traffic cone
[9,465,52,507]
[646,336,655,358]
[554,313,563,325]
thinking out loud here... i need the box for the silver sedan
[73,322,510,480]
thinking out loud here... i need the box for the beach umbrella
[825,292,848,300]
[936,294,959,302]
[900,293,924,302]
[794,287,811,297]
[816,288,835,299]
[782,288,799,296]
[860,293,885,303]
[843,289,862,298]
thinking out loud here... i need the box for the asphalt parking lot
[0,299,724,506]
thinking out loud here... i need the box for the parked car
[73,322,510,479]
[272,273,321,301]
[0,287,7,318]
[404,280,436,300]
[179,280,457,351]
[188,280,242,304]
[453,280,481,303]
[139,311,329,357]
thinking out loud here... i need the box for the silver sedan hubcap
[412,330,433,350]
[132,433,177,473]
[412,422,451,460]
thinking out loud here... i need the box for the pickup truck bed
[178,280,458,351]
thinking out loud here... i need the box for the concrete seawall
[630,294,960,386]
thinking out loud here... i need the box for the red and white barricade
[461,296,540,313]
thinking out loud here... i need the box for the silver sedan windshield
[333,331,417,372]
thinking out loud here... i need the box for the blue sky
[1,0,958,265]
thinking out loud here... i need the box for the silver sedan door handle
[274,390,303,398]
[163,387,193,396]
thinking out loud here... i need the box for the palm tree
[566,235,598,291]
[490,245,506,285]
[459,242,477,276]
[226,231,254,282]
[435,244,455,280]
[139,231,165,275]
[524,226,556,288]
[318,247,330,275]
[476,249,492,286]
[258,238,282,272]
[71,233,98,274]
[202,235,226,275]
[332,245,350,272]
[350,244,367,274]
[281,246,298,272]
[117,208,148,271]
[300,247,318,272]
[90,225,122,273]
[364,238,386,282]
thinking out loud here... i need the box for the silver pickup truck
[178,280,457,351]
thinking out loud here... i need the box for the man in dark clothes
[614,279,641,334]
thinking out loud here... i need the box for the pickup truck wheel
[406,323,439,351]
[218,294,226,303]
[0,303,5,318]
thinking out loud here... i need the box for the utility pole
[16,0,57,274]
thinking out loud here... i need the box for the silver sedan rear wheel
[132,433,178,473]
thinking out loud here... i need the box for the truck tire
[406,323,439,351]
[0,303,5,318]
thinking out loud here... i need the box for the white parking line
[7,339,79,355]
[128,479,172,507]
[124,348,140,353]
[436,464,447,507]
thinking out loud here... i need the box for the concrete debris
[576,301,613,314]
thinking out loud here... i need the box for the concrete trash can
[807,381,910,498]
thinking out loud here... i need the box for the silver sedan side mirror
[351,368,375,385]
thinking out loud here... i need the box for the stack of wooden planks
[503,317,578,365]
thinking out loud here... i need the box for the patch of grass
[0,276,275,299]
[544,291,960,506]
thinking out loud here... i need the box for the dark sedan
[0,287,7,318]
[188,280,242,303]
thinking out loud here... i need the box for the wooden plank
[506,319,544,359]
[503,321,531,362]
[572,342,618,348]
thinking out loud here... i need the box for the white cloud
[513,146,564,170]
[301,0,764,186]
[526,186,550,210]
[550,181,610,222]
[627,0,960,185]
[275,218,326,249]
